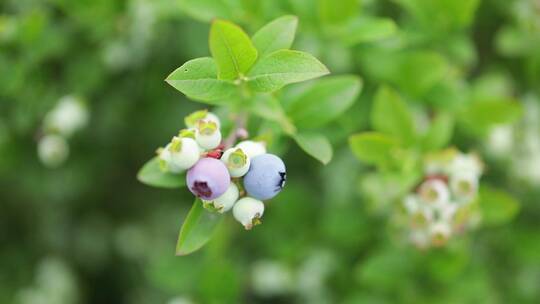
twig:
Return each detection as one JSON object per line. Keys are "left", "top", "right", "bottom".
{"left": 223, "top": 112, "right": 248, "bottom": 149}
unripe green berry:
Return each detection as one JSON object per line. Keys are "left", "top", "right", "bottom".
{"left": 221, "top": 148, "right": 250, "bottom": 177}
{"left": 203, "top": 183, "right": 239, "bottom": 213}
{"left": 195, "top": 120, "right": 221, "bottom": 150}
{"left": 233, "top": 197, "right": 264, "bottom": 230}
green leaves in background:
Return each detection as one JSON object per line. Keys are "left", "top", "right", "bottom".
{"left": 318, "top": 0, "right": 359, "bottom": 25}
{"left": 137, "top": 157, "right": 185, "bottom": 189}
{"left": 371, "top": 85, "right": 416, "bottom": 145}
{"left": 349, "top": 132, "right": 399, "bottom": 167}
{"left": 360, "top": 50, "right": 449, "bottom": 98}
{"left": 249, "top": 95, "right": 296, "bottom": 135}
{"left": 395, "top": 0, "right": 480, "bottom": 31}
{"left": 247, "top": 50, "right": 329, "bottom": 92}
{"left": 421, "top": 112, "right": 454, "bottom": 151}
{"left": 460, "top": 99, "right": 522, "bottom": 135}
{"left": 209, "top": 19, "right": 258, "bottom": 80}
{"left": 286, "top": 75, "right": 362, "bottom": 129}
{"left": 251, "top": 75, "right": 362, "bottom": 164}
{"left": 293, "top": 132, "right": 333, "bottom": 165}
{"left": 479, "top": 186, "right": 520, "bottom": 226}
{"left": 165, "top": 57, "right": 236, "bottom": 103}
{"left": 252, "top": 15, "right": 298, "bottom": 57}
{"left": 342, "top": 17, "right": 397, "bottom": 45}
{"left": 177, "top": 0, "right": 240, "bottom": 22}
{"left": 356, "top": 247, "right": 413, "bottom": 289}
{"left": 176, "top": 199, "right": 223, "bottom": 256}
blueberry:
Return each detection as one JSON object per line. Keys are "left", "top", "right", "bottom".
{"left": 449, "top": 171, "right": 478, "bottom": 202}
{"left": 418, "top": 179, "right": 449, "bottom": 205}
{"left": 233, "top": 197, "right": 264, "bottom": 229}
{"left": 195, "top": 120, "right": 221, "bottom": 150}
{"left": 243, "top": 154, "right": 286, "bottom": 201}
{"left": 221, "top": 147, "right": 250, "bottom": 177}
{"left": 235, "top": 140, "right": 266, "bottom": 159}
{"left": 203, "top": 183, "right": 239, "bottom": 213}
{"left": 159, "top": 136, "right": 200, "bottom": 173}
{"left": 187, "top": 158, "right": 230, "bottom": 200}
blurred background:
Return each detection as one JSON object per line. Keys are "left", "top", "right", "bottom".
{"left": 1, "top": 0, "right": 540, "bottom": 303}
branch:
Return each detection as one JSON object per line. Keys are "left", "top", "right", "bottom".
{"left": 223, "top": 112, "right": 248, "bottom": 149}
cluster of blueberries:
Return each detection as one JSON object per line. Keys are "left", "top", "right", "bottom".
{"left": 402, "top": 149, "right": 483, "bottom": 248}
{"left": 157, "top": 110, "right": 286, "bottom": 230}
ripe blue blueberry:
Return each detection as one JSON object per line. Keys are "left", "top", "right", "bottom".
{"left": 243, "top": 154, "right": 286, "bottom": 201}
{"left": 187, "top": 158, "right": 231, "bottom": 200}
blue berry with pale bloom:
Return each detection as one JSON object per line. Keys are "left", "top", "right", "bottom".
{"left": 243, "top": 154, "right": 286, "bottom": 201}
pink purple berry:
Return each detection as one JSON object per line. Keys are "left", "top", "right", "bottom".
{"left": 187, "top": 158, "right": 231, "bottom": 200}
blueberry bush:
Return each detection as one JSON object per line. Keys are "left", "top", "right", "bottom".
{"left": 1, "top": 0, "right": 540, "bottom": 303}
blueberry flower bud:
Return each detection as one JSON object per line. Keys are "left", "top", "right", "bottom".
{"left": 221, "top": 148, "right": 250, "bottom": 177}
{"left": 235, "top": 140, "right": 266, "bottom": 159}
{"left": 418, "top": 179, "right": 449, "bottom": 205}
{"left": 187, "top": 158, "right": 230, "bottom": 200}
{"left": 203, "top": 183, "right": 239, "bottom": 213}
{"left": 449, "top": 171, "right": 478, "bottom": 202}
{"left": 159, "top": 136, "right": 200, "bottom": 173}
{"left": 195, "top": 120, "right": 221, "bottom": 150}
{"left": 185, "top": 109, "right": 221, "bottom": 129}
{"left": 38, "top": 134, "right": 69, "bottom": 168}
{"left": 233, "top": 197, "right": 264, "bottom": 230}
{"left": 243, "top": 154, "right": 286, "bottom": 201}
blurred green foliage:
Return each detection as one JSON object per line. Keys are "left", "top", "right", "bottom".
{"left": 1, "top": 0, "right": 540, "bottom": 303}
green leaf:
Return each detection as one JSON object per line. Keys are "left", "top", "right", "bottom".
{"left": 137, "top": 157, "right": 185, "bottom": 189}
{"left": 293, "top": 132, "right": 333, "bottom": 164}
{"left": 479, "top": 185, "right": 520, "bottom": 226}
{"left": 247, "top": 50, "right": 329, "bottom": 92}
{"left": 318, "top": 0, "right": 359, "bottom": 25}
{"left": 176, "top": 198, "right": 223, "bottom": 256}
{"left": 422, "top": 112, "right": 454, "bottom": 151}
{"left": 286, "top": 75, "right": 362, "bottom": 129}
{"left": 209, "top": 19, "right": 258, "bottom": 80}
{"left": 250, "top": 95, "right": 296, "bottom": 135}
{"left": 165, "top": 57, "right": 237, "bottom": 103}
{"left": 371, "top": 85, "right": 416, "bottom": 145}
{"left": 342, "top": 17, "right": 397, "bottom": 45}
{"left": 349, "top": 132, "right": 399, "bottom": 166}
{"left": 252, "top": 15, "right": 298, "bottom": 58}
{"left": 460, "top": 99, "right": 522, "bottom": 135}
